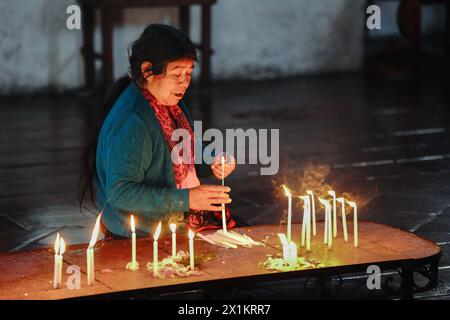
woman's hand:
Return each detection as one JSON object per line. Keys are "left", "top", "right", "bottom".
{"left": 189, "top": 185, "right": 232, "bottom": 211}
{"left": 211, "top": 154, "right": 236, "bottom": 180}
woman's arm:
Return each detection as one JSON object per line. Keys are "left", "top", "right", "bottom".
{"left": 104, "top": 113, "right": 189, "bottom": 216}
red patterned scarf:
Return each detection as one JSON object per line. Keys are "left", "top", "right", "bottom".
{"left": 142, "top": 89, "right": 194, "bottom": 184}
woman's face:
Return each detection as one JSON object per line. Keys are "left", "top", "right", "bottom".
{"left": 145, "top": 58, "right": 194, "bottom": 106}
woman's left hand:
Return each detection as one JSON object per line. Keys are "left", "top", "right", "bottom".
{"left": 211, "top": 154, "right": 236, "bottom": 179}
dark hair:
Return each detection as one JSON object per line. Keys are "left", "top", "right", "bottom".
{"left": 78, "top": 23, "right": 197, "bottom": 211}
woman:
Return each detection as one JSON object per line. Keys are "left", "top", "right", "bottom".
{"left": 79, "top": 24, "right": 236, "bottom": 238}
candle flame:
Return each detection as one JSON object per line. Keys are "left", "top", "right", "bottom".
{"left": 60, "top": 237, "right": 66, "bottom": 255}
{"left": 336, "top": 197, "right": 345, "bottom": 203}
{"left": 54, "top": 232, "right": 60, "bottom": 254}
{"left": 278, "top": 233, "right": 288, "bottom": 246}
{"left": 130, "top": 215, "right": 135, "bottom": 233}
{"left": 188, "top": 229, "right": 195, "bottom": 240}
{"left": 170, "top": 223, "right": 176, "bottom": 233}
{"left": 298, "top": 195, "right": 309, "bottom": 202}
{"left": 89, "top": 213, "right": 102, "bottom": 248}
{"left": 282, "top": 185, "right": 292, "bottom": 197}
{"left": 347, "top": 201, "right": 356, "bottom": 208}
{"left": 306, "top": 190, "right": 313, "bottom": 195}
{"left": 153, "top": 221, "right": 162, "bottom": 241}
{"left": 221, "top": 155, "right": 225, "bottom": 164}
{"left": 318, "top": 197, "right": 331, "bottom": 209}
{"left": 327, "top": 190, "right": 336, "bottom": 197}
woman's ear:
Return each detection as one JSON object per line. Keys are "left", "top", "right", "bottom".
{"left": 140, "top": 61, "right": 153, "bottom": 80}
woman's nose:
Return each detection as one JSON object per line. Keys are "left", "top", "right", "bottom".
{"left": 179, "top": 74, "right": 190, "bottom": 86}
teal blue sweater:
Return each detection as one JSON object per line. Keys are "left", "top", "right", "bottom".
{"left": 95, "top": 83, "right": 212, "bottom": 237}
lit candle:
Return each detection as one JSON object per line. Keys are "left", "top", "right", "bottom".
{"left": 87, "top": 213, "right": 102, "bottom": 285}
{"left": 188, "top": 229, "right": 195, "bottom": 270}
{"left": 221, "top": 155, "right": 228, "bottom": 234}
{"left": 170, "top": 223, "right": 177, "bottom": 258}
{"left": 288, "top": 241, "right": 297, "bottom": 268}
{"left": 328, "top": 191, "right": 337, "bottom": 238}
{"left": 347, "top": 201, "right": 358, "bottom": 247}
{"left": 53, "top": 233, "right": 65, "bottom": 289}
{"left": 306, "top": 190, "right": 316, "bottom": 236}
{"left": 336, "top": 198, "right": 348, "bottom": 242}
{"left": 126, "top": 215, "right": 139, "bottom": 271}
{"left": 153, "top": 221, "right": 162, "bottom": 277}
{"left": 282, "top": 185, "right": 293, "bottom": 243}
{"left": 318, "top": 198, "right": 332, "bottom": 249}
{"left": 278, "top": 233, "right": 289, "bottom": 261}
{"left": 299, "top": 195, "right": 311, "bottom": 251}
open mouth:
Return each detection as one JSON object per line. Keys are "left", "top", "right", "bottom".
{"left": 174, "top": 93, "right": 184, "bottom": 99}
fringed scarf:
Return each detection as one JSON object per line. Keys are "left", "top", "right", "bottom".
{"left": 142, "top": 89, "right": 194, "bottom": 185}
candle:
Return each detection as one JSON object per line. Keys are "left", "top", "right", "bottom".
{"left": 126, "top": 215, "right": 139, "bottom": 271}
{"left": 53, "top": 233, "right": 65, "bottom": 289}
{"left": 306, "top": 190, "right": 316, "bottom": 236}
{"left": 277, "top": 233, "right": 289, "bottom": 261}
{"left": 221, "top": 155, "right": 228, "bottom": 234}
{"left": 188, "top": 229, "right": 195, "bottom": 270}
{"left": 318, "top": 198, "right": 332, "bottom": 250}
{"left": 347, "top": 201, "right": 358, "bottom": 247}
{"left": 153, "top": 221, "right": 162, "bottom": 276}
{"left": 288, "top": 241, "right": 297, "bottom": 268}
{"left": 336, "top": 198, "right": 348, "bottom": 242}
{"left": 282, "top": 185, "right": 293, "bottom": 243}
{"left": 299, "top": 196, "right": 311, "bottom": 251}
{"left": 170, "top": 223, "right": 177, "bottom": 258}
{"left": 87, "top": 213, "right": 102, "bottom": 285}
{"left": 328, "top": 191, "right": 337, "bottom": 238}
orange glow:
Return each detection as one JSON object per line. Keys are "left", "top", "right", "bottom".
{"left": 170, "top": 223, "right": 176, "bottom": 233}
{"left": 188, "top": 229, "right": 195, "bottom": 240}
{"left": 153, "top": 221, "right": 162, "bottom": 241}
{"left": 130, "top": 215, "right": 135, "bottom": 233}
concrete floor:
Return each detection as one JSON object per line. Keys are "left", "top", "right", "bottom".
{"left": 1, "top": 73, "right": 450, "bottom": 299}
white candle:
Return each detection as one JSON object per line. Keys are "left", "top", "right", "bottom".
{"left": 318, "top": 198, "right": 332, "bottom": 249}
{"left": 336, "top": 198, "right": 348, "bottom": 242}
{"left": 126, "top": 215, "right": 139, "bottom": 271}
{"left": 282, "top": 185, "right": 293, "bottom": 243}
{"left": 53, "top": 233, "right": 65, "bottom": 289}
{"left": 328, "top": 191, "right": 337, "bottom": 238}
{"left": 288, "top": 241, "right": 297, "bottom": 268}
{"left": 170, "top": 223, "right": 177, "bottom": 257}
{"left": 131, "top": 216, "right": 136, "bottom": 263}
{"left": 86, "top": 248, "right": 94, "bottom": 286}
{"left": 188, "top": 229, "right": 195, "bottom": 270}
{"left": 278, "top": 233, "right": 289, "bottom": 261}
{"left": 299, "top": 195, "right": 311, "bottom": 251}
{"left": 348, "top": 201, "right": 358, "bottom": 247}
{"left": 305, "top": 198, "right": 311, "bottom": 251}
{"left": 153, "top": 221, "right": 162, "bottom": 276}
{"left": 87, "top": 213, "right": 101, "bottom": 285}
{"left": 221, "top": 155, "right": 228, "bottom": 234}
{"left": 306, "top": 190, "right": 316, "bottom": 236}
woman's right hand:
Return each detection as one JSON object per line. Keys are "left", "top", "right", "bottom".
{"left": 188, "top": 185, "right": 232, "bottom": 211}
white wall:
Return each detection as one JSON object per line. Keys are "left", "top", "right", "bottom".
{"left": 0, "top": 0, "right": 368, "bottom": 94}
